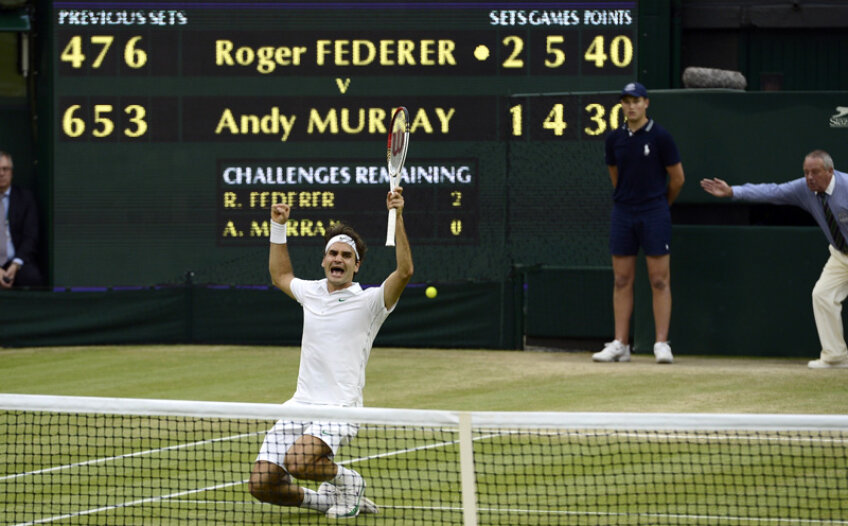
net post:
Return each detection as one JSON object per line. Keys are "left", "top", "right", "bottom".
{"left": 458, "top": 411, "right": 478, "bottom": 526}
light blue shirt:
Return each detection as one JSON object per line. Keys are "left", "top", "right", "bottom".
{"left": 732, "top": 169, "right": 848, "bottom": 250}
{"left": 1, "top": 189, "right": 15, "bottom": 265}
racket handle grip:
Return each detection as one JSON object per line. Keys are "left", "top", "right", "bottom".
{"left": 385, "top": 209, "right": 397, "bottom": 246}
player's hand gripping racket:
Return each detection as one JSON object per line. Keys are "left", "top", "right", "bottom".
{"left": 385, "top": 106, "right": 410, "bottom": 246}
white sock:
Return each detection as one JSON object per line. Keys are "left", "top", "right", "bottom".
{"left": 300, "top": 488, "right": 333, "bottom": 512}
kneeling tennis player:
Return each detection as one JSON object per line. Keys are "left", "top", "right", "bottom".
{"left": 248, "top": 186, "right": 413, "bottom": 519}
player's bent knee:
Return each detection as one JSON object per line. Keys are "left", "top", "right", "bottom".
{"left": 284, "top": 457, "right": 325, "bottom": 480}
{"left": 248, "top": 474, "right": 301, "bottom": 506}
{"left": 249, "top": 461, "right": 294, "bottom": 503}
{"left": 283, "top": 461, "right": 302, "bottom": 479}
{"left": 248, "top": 478, "right": 273, "bottom": 502}
{"left": 283, "top": 454, "right": 312, "bottom": 479}
{"left": 284, "top": 440, "right": 331, "bottom": 480}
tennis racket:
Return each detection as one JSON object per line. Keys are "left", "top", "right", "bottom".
{"left": 385, "top": 106, "right": 410, "bottom": 246}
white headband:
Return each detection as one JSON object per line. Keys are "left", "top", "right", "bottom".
{"left": 325, "top": 234, "right": 360, "bottom": 261}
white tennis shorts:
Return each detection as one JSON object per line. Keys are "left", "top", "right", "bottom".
{"left": 255, "top": 400, "right": 359, "bottom": 468}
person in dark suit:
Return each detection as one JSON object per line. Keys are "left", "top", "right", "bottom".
{"left": 0, "top": 151, "right": 43, "bottom": 288}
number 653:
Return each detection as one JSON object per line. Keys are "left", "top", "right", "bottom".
{"left": 62, "top": 104, "right": 148, "bottom": 138}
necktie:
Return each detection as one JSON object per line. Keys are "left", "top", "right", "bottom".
{"left": 819, "top": 193, "right": 848, "bottom": 252}
{"left": 0, "top": 196, "right": 7, "bottom": 264}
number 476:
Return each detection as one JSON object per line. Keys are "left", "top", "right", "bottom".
{"left": 61, "top": 35, "right": 148, "bottom": 69}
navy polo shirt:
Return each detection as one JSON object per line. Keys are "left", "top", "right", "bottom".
{"left": 605, "top": 119, "right": 680, "bottom": 206}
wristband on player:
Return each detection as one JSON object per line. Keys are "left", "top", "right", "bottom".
{"left": 269, "top": 220, "right": 287, "bottom": 244}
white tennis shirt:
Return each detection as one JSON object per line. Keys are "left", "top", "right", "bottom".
{"left": 289, "top": 277, "right": 395, "bottom": 407}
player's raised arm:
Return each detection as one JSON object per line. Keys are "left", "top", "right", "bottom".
{"left": 383, "top": 186, "right": 413, "bottom": 310}
{"left": 269, "top": 203, "right": 296, "bottom": 299}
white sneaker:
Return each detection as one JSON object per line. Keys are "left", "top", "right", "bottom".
{"left": 318, "top": 482, "right": 378, "bottom": 515}
{"left": 654, "top": 342, "right": 673, "bottom": 364}
{"left": 359, "top": 496, "right": 378, "bottom": 515}
{"left": 325, "top": 471, "right": 366, "bottom": 519}
{"left": 592, "top": 340, "right": 631, "bottom": 362}
{"left": 808, "top": 358, "right": 848, "bottom": 369}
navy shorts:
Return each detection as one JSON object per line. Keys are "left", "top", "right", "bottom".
{"left": 609, "top": 202, "right": 671, "bottom": 256}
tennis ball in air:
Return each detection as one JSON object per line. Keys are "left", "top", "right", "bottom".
{"left": 425, "top": 286, "right": 438, "bottom": 299}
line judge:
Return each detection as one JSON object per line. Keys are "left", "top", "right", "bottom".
{"left": 702, "top": 150, "right": 848, "bottom": 369}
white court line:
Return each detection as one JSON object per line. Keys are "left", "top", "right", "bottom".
{"left": 10, "top": 430, "right": 848, "bottom": 525}
{"left": 13, "top": 480, "right": 242, "bottom": 526}
{"left": 496, "top": 429, "right": 848, "bottom": 445}
{"left": 471, "top": 508, "right": 848, "bottom": 525}
{"left": 0, "top": 431, "right": 264, "bottom": 482}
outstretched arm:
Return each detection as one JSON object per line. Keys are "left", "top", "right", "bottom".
{"left": 700, "top": 177, "right": 734, "bottom": 198}
{"left": 383, "top": 187, "right": 413, "bottom": 310}
{"left": 269, "top": 203, "right": 296, "bottom": 299}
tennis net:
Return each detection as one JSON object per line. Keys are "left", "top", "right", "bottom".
{"left": 1, "top": 394, "right": 847, "bottom": 525}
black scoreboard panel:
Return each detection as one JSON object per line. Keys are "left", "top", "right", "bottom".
{"left": 51, "top": 1, "right": 637, "bottom": 286}
{"left": 506, "top": 91, "right": 625, "bottom": 269}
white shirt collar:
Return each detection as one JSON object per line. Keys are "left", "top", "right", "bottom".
{"left": 823, "top": 175, "right": 836, "bottom": 196}
{"left": 626, "top": 119, "right": 653, "bottom": 136}
{"left": 320, "top": 279, "right": 362, "bottom": 296}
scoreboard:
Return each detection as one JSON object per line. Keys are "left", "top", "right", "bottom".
{"left": 49, "top": 0, "right": 637, "bottom": 286}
